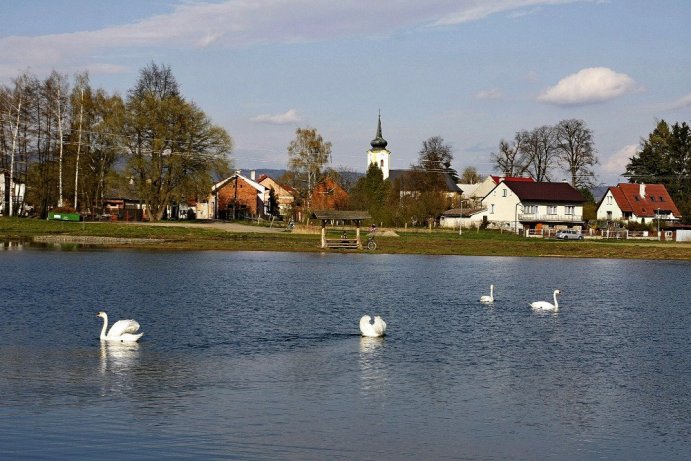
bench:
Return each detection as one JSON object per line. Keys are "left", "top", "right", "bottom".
{"left": 325, "top": 238, "right": 359, "bottom": 249}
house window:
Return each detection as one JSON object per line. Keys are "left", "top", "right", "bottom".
{"left": 634, "top": 196, "right": 640, "bottom": 201}
{"left": 565, "top": 206, "right": 574, "bottom": 215}
{"left": 380, "top": 159, "right": 384, "bottom": 168}
{"left": 606, "top": 196, "right": 612, "bottom": 205}
{"left": 525, "top": 205, "right": 537, "bottom": 214}
{"left": 547, "top": 205, "right": 557, "bottom": 215}
{"left": 607, "top": 211, "right": 612, "bottom": 220}
{"left": 502, "top": 189, "right": 507, "bottom": 197}
{"left": 490, "top": 204, "right": 495, "bottom": 214}
{"left": 650, "top": 196, "right": 655, "bottom": 202}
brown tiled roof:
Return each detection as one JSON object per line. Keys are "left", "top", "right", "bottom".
{"left": 608, "top": 183, "right": 680, "bottom": 218}
{"left": 504, "top": 180, "right": 586, "bottom": 202}
{"left": 490, "top": 175, "right": 534, "bottom": 184}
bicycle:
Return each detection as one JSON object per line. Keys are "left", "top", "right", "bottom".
{"left": 366, "top": 233, "right": 377, "bottom": 251}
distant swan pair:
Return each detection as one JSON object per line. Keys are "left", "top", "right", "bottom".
{"left": 480, "top": 285, "right": 562, "bottom": 311}
{"left": 97, "top": 311, "right": 143, "bottom": 342}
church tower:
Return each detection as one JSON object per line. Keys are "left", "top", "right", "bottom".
{"left": 367, "top": 114, "right": 391, "bottom": 179}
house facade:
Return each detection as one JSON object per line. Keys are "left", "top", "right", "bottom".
{"left": 309, "top": 177, "right": 348, "bottom": 210}
{"left": 466, "top": 180, "right": 586, "bottom": 232}
{"left": 596, "top": 183, "right": 681, "bottom": 224}
{"left": 197, "top": 172, "right": 268, "bottom": 220}
{"left": 257, "top": 174, "right": 296, "bottom": 217}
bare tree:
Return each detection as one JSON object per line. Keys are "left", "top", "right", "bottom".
{"left": 460, "top": 166, "right": 482, "bottom": 184}
{"left": 554, "top": 119, "right": 598, "bottom": 188}
{"left": 522, "top": 125, "right": 558, "bottom": 182}
{"left": 491, "top": 131, "right": 530, "bottom": 177}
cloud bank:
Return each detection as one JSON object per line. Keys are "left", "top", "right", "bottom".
{"left": 538, "top": 67, "right": 640, "bottom": 106}
{"left": 0, "top": 0, "right": 594, "bottom": 79}
{"left": 250, "top": 109, "right": 301, "bottom": 125}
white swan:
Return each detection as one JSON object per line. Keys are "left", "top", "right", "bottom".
{"left": 530, "top": 289, "right": 561, "bottom": 311}
{"left": 360, "top": 315, "right": 387, "bottom": 337}
{"left": 97, "top": 311, "right": 143, "bottom": 342}
{"left": 480, "top": 284, "right": 494, "bottom": 304}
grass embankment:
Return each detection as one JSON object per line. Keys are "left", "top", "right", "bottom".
{"left": 1, "top": 217, "right": 689, "bottom": 260}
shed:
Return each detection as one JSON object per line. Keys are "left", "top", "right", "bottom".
{"left": 311, "top": 210, "right": 371, "bottom": 249}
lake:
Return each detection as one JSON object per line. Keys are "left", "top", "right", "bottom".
{"left": 0, "top": 246, "right": 689, "bottom": 460}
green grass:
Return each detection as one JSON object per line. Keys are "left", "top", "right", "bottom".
{"left": 1, "top": 217, "right": 689, "bottom": 260}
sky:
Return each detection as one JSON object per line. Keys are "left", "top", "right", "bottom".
{"left": 1, "top": 0, "right": 690, "bottom": 186}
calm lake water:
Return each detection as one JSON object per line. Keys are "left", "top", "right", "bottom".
{"left": 0, "top": 246, "right": 689, "bottom": 460}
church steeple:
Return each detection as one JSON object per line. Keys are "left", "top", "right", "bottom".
{"left": 370, "top": 113, "right": 388, "bottom": 150}
{"left": 366, "top": 112, "right": 391, "bottom": 179}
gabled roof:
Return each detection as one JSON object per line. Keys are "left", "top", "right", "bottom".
{"left": 389, "top": 169, "right": 462, "bottom": 193}
{"left": 257, "top": 174, "right": 297, "bottom": 195}
{"left": 503, "top": 180, "right": 586, "bottom": 203}
{"left": 606, "top": 183, "right": 680, "bottom": 218}
{"left": 212, "top": 172, "right": 265, "bottom": 194}
{"left": 490, "top": 175, "right": 534, "bottom": 184}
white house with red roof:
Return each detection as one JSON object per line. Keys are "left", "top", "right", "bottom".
{"left": 465, "top": 179, "right": 586, "bottom": 233}
{"left": 596, "top": 183, "right": 681, "bottom": 224}
{"left": 467, "top": 175, "right": 534, "bottom": 206}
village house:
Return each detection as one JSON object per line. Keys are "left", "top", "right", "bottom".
{"left": 309, "top": 176, "right": 348, "bottom": 210}
{"left": 196, "top": 171, "right": 268, "bottom": 220}
{"left": 466, "top": 175, "right": 534, "bottom": 207}
{"left": 257, "top": 174, "right": 296, "bottom": 218}
{"left": 596, "top": 183, "right": 681, "bottom": 225}
{"left": 452, "top": 179, "right": 586, "bottom": 234}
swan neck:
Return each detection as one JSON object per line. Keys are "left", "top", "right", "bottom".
{"left": 100, "top": 315, "right": 108, "bottom": 339}
{"left": 553, "top": 293, "right": 559, "bottom": 309}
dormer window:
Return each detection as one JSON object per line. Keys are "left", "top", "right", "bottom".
{"left": 650, "top": 196, "right": 655, "bottom": 202}
{"left": 659, "top": 196, "right": 665, "bottom": 202}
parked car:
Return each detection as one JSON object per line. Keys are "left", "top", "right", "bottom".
{"left": 556, "top": 229, "right": 583, "bottom": 240}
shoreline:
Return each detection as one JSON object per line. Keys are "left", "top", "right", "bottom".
{"left": 2, "top": 218, "right": 690, "bottom": 260}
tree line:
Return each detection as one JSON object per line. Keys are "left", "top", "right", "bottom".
{"left": 1, "top": 63, "right": 232, "bottom": 221}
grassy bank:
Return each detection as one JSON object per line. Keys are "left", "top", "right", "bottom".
{"left": 1, "top": 217, "right": 689, "bottom": 260}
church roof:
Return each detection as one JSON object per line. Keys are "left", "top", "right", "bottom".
{"left": 370, "top": 114, "right": 388, "bottom": 150}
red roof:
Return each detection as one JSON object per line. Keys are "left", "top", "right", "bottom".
{"left": 608, "top": 183, "right": 680, "bottom": 218}
{"left": 490, "top": 175, "right": 534, "bottom": 184}
{"left": 503, "top": 180, "right": 586, "bottom": 202}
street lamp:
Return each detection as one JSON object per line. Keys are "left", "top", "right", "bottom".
{"left": 515, "top": 202, "right": 522, "bottom": 235}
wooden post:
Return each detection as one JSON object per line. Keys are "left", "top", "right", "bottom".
{"left": 321, "top": 219, "right": 327, "bottom": 248}
{"left": 355, "top": 220, "right": 362, "bottom": 249}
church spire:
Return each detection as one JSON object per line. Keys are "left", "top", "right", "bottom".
{"left": 370, "top": 113, "right": 388, "bottom": 150}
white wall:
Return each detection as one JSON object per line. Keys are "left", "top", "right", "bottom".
{"left": 596, "top": 190, "right": 624, "bottom": 221}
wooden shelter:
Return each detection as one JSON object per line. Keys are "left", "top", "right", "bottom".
{"left": 311, "top": 210, "right": 371, "bottom": 249}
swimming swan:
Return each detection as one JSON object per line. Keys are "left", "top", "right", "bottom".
{"left": 360, "top": 315, "right": 387, "bottom": 337}
{"left": 480, "top": 284, "right": 494, "bottom": 304}
{"left": 530, "top": 289, "right": 561, "bottom": 311}
{"left": 97, "top": 311, "right": 143, "bottom": 342}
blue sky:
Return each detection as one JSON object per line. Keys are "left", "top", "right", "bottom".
{"left": 2, "top": 0, "right": 690, "bottom": 185}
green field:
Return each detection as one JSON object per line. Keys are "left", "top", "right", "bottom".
{"left": 1, "top": 217, "right": 689, "bottom": 260}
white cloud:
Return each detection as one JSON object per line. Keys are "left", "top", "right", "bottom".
{"left": 538, "top": 67, "right": 640, "bottom": 106}
{"left": 433, "top": 0, "right": 589, "bottom": 25}
{"left": 0, "top": 0, "right": 598, "bottom": 79}
{"left": 250, "top": 109, "right": 301, "bottom": 125}
{"left": 602, "top": 144, "right": 637, "bottom": 175}
{"left": 668, "top": 93, "right": 691, "bottom": 111}
{"left": 475, "top": 88, "right": 502, "bottom": 99}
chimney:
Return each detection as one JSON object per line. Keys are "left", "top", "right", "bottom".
{"left": 250, "top": 170, "right": 256, "bottom": 181}
{"left": 639, "top": 183, "right": 646, "bottom": 198}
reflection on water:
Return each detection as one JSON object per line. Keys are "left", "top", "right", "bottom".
{"left": 358, "top": 336, "right": 388, "bottom": 395}
{"left": 99, "top": 341, "right": 140, "bottom": 374}
{"left": 0, "top": 251, "right": 688, "bottom": 460}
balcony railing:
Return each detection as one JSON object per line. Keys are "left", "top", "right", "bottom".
{"left": 518, "top": 213, "right": 582, "bottom": 222}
